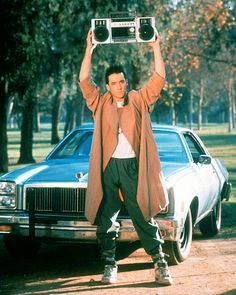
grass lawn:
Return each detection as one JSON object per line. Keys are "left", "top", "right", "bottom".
{"left": 7, "top": 124, "right": 64, "bottom": 168}
{"left": 5, "top": 123, "right": 236, "bottom": 201}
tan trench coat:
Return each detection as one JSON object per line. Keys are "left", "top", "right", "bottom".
{"left": 79, "top": 72, "right": 169, "bottom": 224}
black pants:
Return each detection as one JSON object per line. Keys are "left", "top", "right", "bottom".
{"left": 96, "top": 157, "right": 164, "bottom": 265}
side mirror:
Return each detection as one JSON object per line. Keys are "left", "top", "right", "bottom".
{"left": 198, "top": 155, "right": 211, "bottom": 165}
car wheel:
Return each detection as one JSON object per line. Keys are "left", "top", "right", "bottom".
{"left": 199, "top": 198, "right": 222, "bottom": 237}
{"left": 163, "top": 209, "right": 192, "bottom": 265}
{"left": 4, "top": 235, "right": 42, "bottom": 259}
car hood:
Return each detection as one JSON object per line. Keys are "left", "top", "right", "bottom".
{"left": 0, "top": 158, "right": 188, "bottom": 185}
{"left": 0, "top": 158, "right": 90, "bottom": 184}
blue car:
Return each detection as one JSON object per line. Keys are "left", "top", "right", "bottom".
{"left": 0, "top": 124, "right": 231, "bottom": 264}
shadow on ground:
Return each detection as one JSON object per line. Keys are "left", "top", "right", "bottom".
{"left": 0, "top": 202, "right": 235, "bottom": 294}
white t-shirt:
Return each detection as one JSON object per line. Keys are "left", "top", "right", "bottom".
{"left": 112, "top": 101, "right": 136, "bottom": 159}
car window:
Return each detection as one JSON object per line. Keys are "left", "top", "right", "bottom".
{"left": 49, "top": 131, "right": 93, "bottom": 159}
{"left": 153, "top": 130, "right": 189, "bottom": 163}
{"left": 183, "top": 133, "right": 205, "bottom": 162}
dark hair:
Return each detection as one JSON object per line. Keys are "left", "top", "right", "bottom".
{"left": 105, "top": 65, "right": 126, "bottom": 84}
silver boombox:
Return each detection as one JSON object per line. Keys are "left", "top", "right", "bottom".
{"left": 91, "top": 12, "right": 156, "bottom": 44}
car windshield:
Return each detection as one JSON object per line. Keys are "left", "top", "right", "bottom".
{"left": 49, "top": 130, "right": 93, "bottom": 159}
{"left": 49, "top": 129, "right": 189, "bottom": 163}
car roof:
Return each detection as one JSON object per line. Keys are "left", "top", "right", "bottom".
{"left": 76, "top": 123, "right": 191, "bottom": 134}
{"left": 151, "top": 124, "right": 191, "bottom": 133}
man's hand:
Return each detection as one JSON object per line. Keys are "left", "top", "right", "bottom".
{"left": 148, "top": 29, "right": 161, "bottom": 49}
{"left": 86, "top": 28, "right": 97, "bottom": 54}
{"left": 86, "top": 28, "right": 93, "bottom": 49}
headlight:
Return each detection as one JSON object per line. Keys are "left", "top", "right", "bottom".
{"left": 0, "top": 181, "right": 16, "bottom": 208}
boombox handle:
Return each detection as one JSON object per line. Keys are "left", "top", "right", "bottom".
{"left": 109, "top": 11, "right": 136, "bottom": 20}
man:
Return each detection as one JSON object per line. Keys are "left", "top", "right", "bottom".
{"left": 79, "top": 28, "right": 173, "bottom": 286}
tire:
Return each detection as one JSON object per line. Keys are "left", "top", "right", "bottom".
{"left": 163, "top": 209, "right": 192, "bottom": 265}
{"left": 4, "top": 235, "right": 42, "bottom": 260}
{"left": 199, "top": 198, "right": 222, "bottom": 237}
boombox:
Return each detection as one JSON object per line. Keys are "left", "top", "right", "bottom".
{"left": 91, "top": 12, "right": 156, "bottom": 44}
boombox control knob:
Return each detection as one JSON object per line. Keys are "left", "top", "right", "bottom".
{"left": 139, "top": 24, "right": 154, "bottom": 41}
{"left": 94, "top": 26, "right": 109, "bottom": 43}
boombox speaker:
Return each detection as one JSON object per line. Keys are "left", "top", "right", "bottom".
{"left": 91, "top": 13, "right": 156, "bottom": 44}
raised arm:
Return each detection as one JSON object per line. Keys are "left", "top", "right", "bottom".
{"left": 149, "top": 33, "right": 166, "bottom": 78}
{"left": 138, "top": 33, "right": 166, "bottom": 107}
{"left": 78, "top": 29, "right": 101, "bottom": 114}
{"left": 79, "top": 29, "right": 94, "bottom": 82}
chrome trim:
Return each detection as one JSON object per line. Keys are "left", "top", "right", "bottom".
{"left": 22, "top": 183, "right": 130, "bottom": 217}
{"left": 23, "top": 182, "right": 87, "bottom": 211}
{"left": 25, "top": 187, "right": 86, "bottom": 213}
{"left": 0, "top": 213, "right": 183, "bottom": 242}
{"left": 23, "top": 182, "right": 87, "bottom": 214}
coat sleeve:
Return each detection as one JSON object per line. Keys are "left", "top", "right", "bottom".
{"left": 79, "top": 77, "right": 100, "bottom": 115}
{"left": 138, "top": 72, "right": 165, "bottom": 111}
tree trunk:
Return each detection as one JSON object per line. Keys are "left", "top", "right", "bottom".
{"left": 18, "top": 99, "right": 35, "bottom": 164}
{"left": 131, "top": 61, "right": 141, "bottom": 89}
{"left": 230, "top": 77, "right": 235, "bottom": 129}
{"left": 228, "top": 78, "right": 233, "bottom": 132}
{"left": 75, "top": 94, "right": 85, "bottom": 126}
{"left": 198, "top": 78, "right": 203, "bottom": 130}
{"left": 0, "top": 79, "right": 9, "bottom": 173}
{"left": 51, "top": 89, "right": 63, "bottom": 144}
{"left": 33, "top": 102, "right": 40, "bottom": 132}
{"left": 64, "top": 96, "right": 74, "bottom": 137}
{"left": 170, "top": 99, "right": 176, "bottom": 125}
{"left": 189, "top": 88, "right": 193, "bottom": 129}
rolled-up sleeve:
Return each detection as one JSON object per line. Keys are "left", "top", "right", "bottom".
{"left": 139, "top": 72, "right": 165, "bottom": 110}
{"left": 79, "top": 77, "right": 100, "bottom": 114}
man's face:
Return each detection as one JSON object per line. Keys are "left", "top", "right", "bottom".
{"left": 106, "top": 72, "right": 127, "bottom": 100}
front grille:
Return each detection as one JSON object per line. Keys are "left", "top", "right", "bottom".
{"left": 25, "top": 187, "right": 129, "bottom": 216}
{"left": 26, "top": 187, "right": 86, "bottom": 214}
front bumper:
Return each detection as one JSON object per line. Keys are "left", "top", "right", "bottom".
{"left": 0, "top": 213, "right": 184, "bottom": 242}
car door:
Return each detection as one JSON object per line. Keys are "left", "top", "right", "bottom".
{"left": 183, "top": 132, "right": 219, "bottom": 216}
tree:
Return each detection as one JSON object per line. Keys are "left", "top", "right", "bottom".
{"left": 12, "top": 0, "right": 45, "bottom": 164}
{"left": 163, "top": 0, "right": 235, "bottom": 128}
{"left": 0, "top": 79, "right": 9, "bottom": 174}
{"left": 0, "top": 0, "right": 19, "bottom": 172}
{"left": 1, "top": 0, "right": 235, "bottom": 173}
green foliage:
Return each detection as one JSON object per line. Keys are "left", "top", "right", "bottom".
{"left": 1, "top": 0, "right": 235, "bottom": 123}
